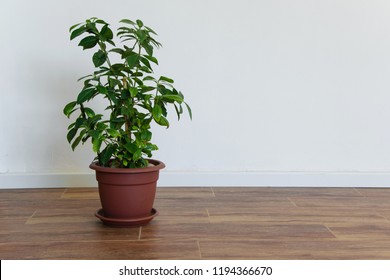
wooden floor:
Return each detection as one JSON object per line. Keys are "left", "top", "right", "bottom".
{"left": 1, "top": 187, "right": 390, "bottom": 259}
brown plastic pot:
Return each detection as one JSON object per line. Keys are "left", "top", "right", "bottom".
{"left": 90, "top": 159, "right": 165, "bottom": 226}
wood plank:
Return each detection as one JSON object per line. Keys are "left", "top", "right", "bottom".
{"left": 207, "top": 206, "right": 388, "bottom": 225}
{"left": 43, "top": 240, "right": 201, "bottom": 260}
{"left": 156, "top": 187, "right": 215, "bottom": 198}
{"left": 140, "top": 221, "right": 335, "bottom": 241}
{"left": 61, "top": 188, "right": 99, "bottom": 199}
{"left": 356, "top": 188, "right": 390, "bottom": 197}
{"left": 1, "top": 187, "right": 390, "bottom": 259}
{"left": 213, "top": 187, "right": 362, "bottom": 198}
{"left": 199, "top": 239, "right": 390, "bottom": 259}
{"left": 0, "top": 188, "right": 65, "bottom": 200}
{"left": 0, "top": 220, "right": 141, "bottom": 243}
{"left": 0, "top": 242, "right": 48, "bottom": 259}
{"left": 290, "top": 196, "right": 390, "bottom": 209}
{"left": 327, "top": 222, "right": 390, "bottom": 240}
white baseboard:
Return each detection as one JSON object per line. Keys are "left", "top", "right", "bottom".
{"left": 161, "top": 172, "right": 390, "bottom": 187}
{"left": 1, "top": 171, "right": 390, "bottom": 189}
{"left": 0, "top": 173, "right": 96, "bottom": 189}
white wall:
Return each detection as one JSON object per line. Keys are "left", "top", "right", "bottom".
{"left": 2, "top": 0, "right": 390, "bottom": 188}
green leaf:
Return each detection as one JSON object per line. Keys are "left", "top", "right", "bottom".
{"left": 63, "top": 101, "right": 77, "bottom": 117}
{"left": 157, "top": 84, "right": 168, "bottom": 95}
{"left": 77, "top": 74, "right": 93, "bottom": 82}
{"left": 142, "top": 42, "right": 153, "bottom": 56}
{"left": 86, "top": 115, "right": 103, "bottom": 130}
{"left": 106, "top": 89, "right": 118, "bottom": 105}
{"left": 92, "top": 50, "right": 107, "bottom": 67}
{"left": 152, "top": 104, "right": 162, "bottom": 121}
{"left": 74, "top": 117, "right": 86, "bottom": 129}
{"left": 100, "top": 144, "right": 116, "bottom": 165}
{"left": 89, "top": 130, "right": 101, "bottom": 140}
{"left": 159, "top": 76, "right": 174, "bottom": 83}
{"left": 67, "top": 128, "right": 78, "bottom": 143}
{"left": 96, "top": 85, "right": 108, "bottom": 94}
{"left": 69, "top": 22, "right": 83, "bottom": 32}
{"left": 106, "top": 39, "right": 115, "bottom": 46}
{"left": 185, "top": 102, "right": 192, "bottom": 120}
{"left": 140, "top": 86, "right": 155, "bottom": 94}
{"left": 70, "top": 25, "right": 87, "bottom": 40}
{"left": 78, "top": 36, "right": 98, "bottom": 50}
{"left": 150, "top": 38, "right": 162, "bottom": 48}
{"left": 133, "top": 149, "right": 142, "bottom": 161}
{"left": 117, "top": 28, "right": 135, "bottom": 37}
{"left": 77, "top": 87, "right": 95, "bottom": 104}
{"left": 134, "top": 77, "right": 144, "bottom": 86}
{"left": 109, "top": 77, "right": 123, "bottom": 88}
{"left": 126, "top": 53, "right": 139, "bottom": 68}
{"left": 120, "top": 19, "right": 135, "bottom": 25}
{"left": 85, "top": 22, "right": 98, "bottom": 35}
{"left": 67, "top": 122, "right": 75, "bottom": 130}
{"left": 174, "top": 104, "right": 182, "bottom": 120}
{"left": 109, "top": 48, "right": 124, "bottom": 55}
{"left": 156, "top": 115, "right": 169, "bottom": 127}
{"left": 71, "top": 129, "right": 86, "bottom": 151}
{"left": 107, "top": 128, "right": 120, "bottom": 138}
{"left": 143, "top": 76, "right": 156, "bottom": 82}
{"left": 96, "top": 122, "right": 108, "bottom": 131}
{"left": 161, "top": 94, "right": 183, "bottom": 103}
{"left": 144, "top": 55, "right": 158, "bottom": 65}
{"left": 149, "top": 143, "right": 158, "bottom": 150}
{"left": 111, "top": 117, "right": 126, "bottom": 126}
{"left": 144, "top": 143, "right": 158, "bottom": 153}
{"left": 161, "top": 103, "right": 167, "bottom": 117}
{"left": 139, "top": 56, "right": 152, "bottom": 70}
{"left": 100, "top": 25, "right": 113, "bottom": 41}
{"left": 111, "top": 63, "right": 126, "bottom": 74}
{"left": 136, "top": 19, "right": 144, "bottom": 27}
{"left": 129, "top": 87, "right": 138, "bottom": 98}
{"left": 140, "top": 130, "right": 152, "bottom": 141}
{"left": 138, "top": 66, "right": 150, "bottom": 74}
{"left": 92, "top": 140, "right": 103, "bottom": 154}
{"left": 124, "top": 142, "right": 138, "bottom": 153}
{"left": 95, "top": 19, "right": 108, "bottom": 25}
{"left": 120, "top": 89, "right": 130, "bottom": 99}
{"left": 145, "top": 26, "right": 158, "bottom": 35}
{"left": 84, "top": 107, "right": 95, "bottom": 118}
{"left": 92, "top": 137, "right": 103, "bottom": 153}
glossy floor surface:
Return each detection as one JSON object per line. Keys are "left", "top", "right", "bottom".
{"left": 1, "top": 187, "right": 390, "bottom": 259}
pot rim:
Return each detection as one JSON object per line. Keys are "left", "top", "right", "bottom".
{"left": 89, "top": 159, "right": 165, "bottom": 174}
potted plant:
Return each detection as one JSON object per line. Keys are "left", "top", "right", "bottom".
{"left": 63, "top": 17, "right": 191, "bottom": 226}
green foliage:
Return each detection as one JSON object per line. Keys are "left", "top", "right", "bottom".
{"left": 64, "top": 18, "right": 191, "bottom": 168}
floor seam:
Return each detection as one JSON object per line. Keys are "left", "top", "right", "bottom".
{"left": 196, "top": 240, "right": 203, "bottom": 259}
{"left": 25, "top": 209, "right": 38, "bottom": 224}
{"left": 288, "top": 197, "right": 298, "bottom": 207}
{"left": 324, "top": 224, "right": 338, "bottom": 239}
{"left": 138, "top": 226, "right": 142, "bottom": 240}
{"left": 206, "top": 208, "right": 211, "bottom": 223}
{"left": 353, "top": 188, "right": 364, "bottom": 196}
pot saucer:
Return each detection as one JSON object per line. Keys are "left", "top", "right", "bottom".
{"left": 95, "top": 208, "right": 158, "bottom": 227}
